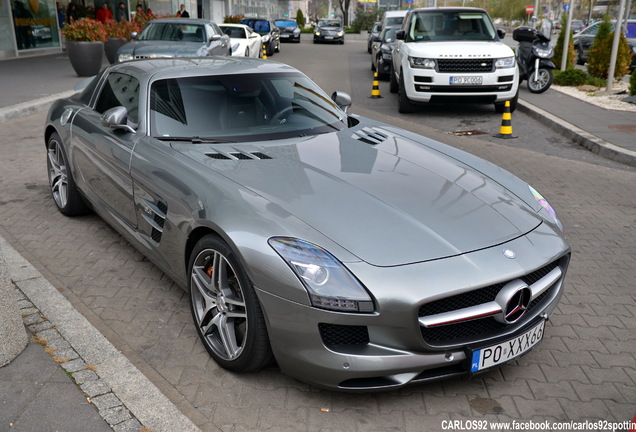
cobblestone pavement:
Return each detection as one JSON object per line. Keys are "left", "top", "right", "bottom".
{"left": 1, "top": 104, "right": 633, "bottom": 431}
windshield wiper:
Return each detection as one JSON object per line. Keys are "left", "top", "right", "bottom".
{"left": 155, "top": 136, "right": 237, "bottom": 143}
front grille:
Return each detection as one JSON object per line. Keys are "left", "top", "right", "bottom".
{"left": 418, "top": 260, "right": 562, "bottom": 346}
{"left": 319, "top": 323, "right": 369, "bottom": 346}
{"left": 437, "top": 58, "right": 494, "bottom": 73}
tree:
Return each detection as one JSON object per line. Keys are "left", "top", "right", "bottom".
{"left": 296, "top": 8, "right": 305, "bottom": 27}
{"left": 336, "top": 0, "right": 351, "bottom": 26}
{"left": 553, "top": 14, "right": 576, "bottom": 69}
{"left": 587, "top": 16, "right": 634, "bottom": 79}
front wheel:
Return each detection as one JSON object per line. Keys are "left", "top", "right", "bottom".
{"left": 389, "top": 70, "right": 399, "bottom": 93}
{"left": 189, "top": 235, "right": 273, "bottom": 372}
{"left": 46, "top": 132, "right": 90, "bottom": 216}
{"left": 527, "top": 68, "right": 554, "bottom": 94}
{"left": 398, "top": 73, "right": 416, "bottom": 113}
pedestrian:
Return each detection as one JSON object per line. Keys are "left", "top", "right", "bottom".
{"left": 56, "top": 1, "right": 65, "bottom": 27}
{"left": 95, "top": 2, "right": 113, "bottom": 23}
{"left": 66, "top": 2, "right": 77, "bottom": 23}
{"left": 176, "top": 4, "right": 189, "bottom": 17}
{"left": 115, "top": 1, "right": 127, "bottom": 21}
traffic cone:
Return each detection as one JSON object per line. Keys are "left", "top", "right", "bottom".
{"left": 369, "top": 72, "right": 383, "bottom": 99}
{"left": 262, "top": 44, "right": 267, "bottom": 60}
{"left": 494, "top": 101, "right": 517, "bottom": 139}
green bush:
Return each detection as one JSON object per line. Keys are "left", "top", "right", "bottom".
{"left": 554, "top": 69, "right": 587, "bottom": 86}
{"left": 587, "top": 16, "right": 634, "bottom": 79}
{"left": 553, "top": 15, "right": 576, "bottom": 69}
{"left": 630, "top": 68, "right": 636, "bottom": 96}
{"left": 296, "top": 9, "right": 305, "bottom": 27}
{"left": 349, "top": 6, "right": 381, "bottom": 33}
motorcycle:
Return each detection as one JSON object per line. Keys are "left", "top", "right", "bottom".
{"left": 513, "top": 20, "right": 555, "bottom": 94}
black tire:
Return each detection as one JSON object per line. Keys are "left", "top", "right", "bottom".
{"left": 398, "top": 73, "right": 416, "bottom": 113}
{"left": 189, "top": 235, "right": 273, "bottom": 372}
{"left": 576, "top": 47, "right": 585, "bottom": 65}
{"left": 46, "top": 132, "right": 90, "bottom": 216}
{"left": 244, "top": 47, "right": 249, "bottom": 57}
{"left": 527, "top": 68, "right": 554, "bottom": 94}
{"left": 267, "top": 43, "right": 274, "bottom": 56}
{"left": 389, "top": 69, "right": 399, "bottom": 93}
{"left": 371, "top": 60, "right": 376, "bottom": 72}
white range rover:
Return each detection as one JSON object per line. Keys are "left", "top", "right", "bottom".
{"left": 390, "top": 7, "right": 519, "bottom": 113}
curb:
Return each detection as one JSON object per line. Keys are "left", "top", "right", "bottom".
{"left": 517, "top": 99, "right": 636, "bottom": 168}
{"left": 0, "top": 91, "right": 77, "bottom": 124}
{"left": 0, "top": 235, "right": 202, "bottom": 432}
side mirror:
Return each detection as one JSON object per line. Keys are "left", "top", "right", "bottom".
{"left": 396, "top": 30, "right": 405, "bottom": 40}
{"left": 100, "top": 106, "right": 135, "bottom": 133}
{"left": 130, "top": 31, "right": 138, "bottom": 39}
{"left": 210, "top": 34, "right": 221, "bottom": 42}
{"left": 497, "top": 28, "right": 506, "bottom": 39}
{"left": 331, "top": 91, "right": 352, "bottom": 113}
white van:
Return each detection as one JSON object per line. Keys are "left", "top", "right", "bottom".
{"left": 380, "top": 10, "right": 407, "bottom": 31}
{"left": 390, "top": 7, "right": 519, "bottom": 113}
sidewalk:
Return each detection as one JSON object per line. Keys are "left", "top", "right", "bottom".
{"left": 0, "top": 52, "right": 634, "bottom": 432}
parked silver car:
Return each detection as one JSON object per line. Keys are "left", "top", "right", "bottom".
{"left": 117, "top": 18, "right": 230, "bottom": 62}
{"left": 44, "top": 57, "right": 570, "bottom": 391}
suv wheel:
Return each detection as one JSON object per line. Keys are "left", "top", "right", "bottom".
{"left": 389, "top": 70, "right": 399, "bottom": 93}
{"left": 398, "top": 73, "right": 415, "bottom": 113}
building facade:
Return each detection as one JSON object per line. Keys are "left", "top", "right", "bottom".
{"left": 0, "top": 0, "right": 295, "bottom": 59}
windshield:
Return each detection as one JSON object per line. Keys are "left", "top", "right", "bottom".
{"left": 138, "top": 22, "right": 206, "bottom": 42}
{"left": 241, "top": 19, "right": 270, "bottom": 34}
{"left": 219, "top": 25, "right": 246, "bottom": 38}
{"left": 150, "top": 73, "right": 347, "bottom": 141}
{"left": 406, "top": 11, "right": 497, "bottom": 42}
{"left": 275, "top": 20, "right": 296, "bottom": 27}
{"left": 319, "top": 20, "right": 341, "bottom": 28}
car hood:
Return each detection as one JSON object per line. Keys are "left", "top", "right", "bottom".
{"left": 173, "top": 127, "right": 541, "bottom": 266}
{"left": 407, "top": 40, "right": 514, "bottom": 58}
{"left": 118, "top": 40, "right": 204, "bottom": 57}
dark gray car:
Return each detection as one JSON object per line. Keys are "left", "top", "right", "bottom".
{"left": 117, "top": 18, "right": 230, "bottom": 62}
{"left": 44, "top": 57, "right": 570, "bottom": 391}
{"left": 574, "top": 20, "right": 636, "bottom": 69}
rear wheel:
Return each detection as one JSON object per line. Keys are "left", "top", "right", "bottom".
{"left": 575, "top": 47, "right": 585, "bottom": 65}
{"left": 189, "top": 235, "right": 273, "bottom": 372}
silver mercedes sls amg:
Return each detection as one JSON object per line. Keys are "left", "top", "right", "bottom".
{"left": 44, "top": 57, "right": 571, "bottom": 391}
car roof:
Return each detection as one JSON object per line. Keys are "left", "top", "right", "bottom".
{"left": 409, "top": 7, "right": 488, "bottom": 13}
{"left": 145, "top": 18, "right": 214, "bottom": 25}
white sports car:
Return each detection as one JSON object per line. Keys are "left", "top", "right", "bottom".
{"left": 219, "top": 23, "right": 263, "bottom": 58}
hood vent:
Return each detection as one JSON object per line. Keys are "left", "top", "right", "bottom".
{"left": 206, "top": 151, "right": 272, "bottom": 160}
{"left": 353, "top": 128, "right": 389, "bottom": 146}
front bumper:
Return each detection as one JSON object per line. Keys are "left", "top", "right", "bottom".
{"left": 255, "top": 223, "right": 570, "bottom": 391}
{"left": 403, "top": 65, "right": 519, "bottom": 103}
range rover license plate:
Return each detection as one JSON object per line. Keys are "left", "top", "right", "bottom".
{"left": 450, "top": 76, "right": 483, "bottom": 85}
{"left": 470, "top": 320, "right": 545, "bottom": 372}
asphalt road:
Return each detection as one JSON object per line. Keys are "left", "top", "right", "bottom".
{"left": 0, "top": 40, "right": 634, "bottom": 431}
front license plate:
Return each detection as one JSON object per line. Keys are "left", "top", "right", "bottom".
{"left": 281, "top": 34, "right": 289, "bottom": 38}
{"left": 325, "top": 36, "right": 333, "bottom": 39}
{"left": 450, "top": 76, "right": 483, "bottom": 85}
{"left": 470, "top": 320, "right": 545, "bottom": 372}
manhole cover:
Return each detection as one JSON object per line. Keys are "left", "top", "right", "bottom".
{"left": 447, "top": 130, "right": 488, "bottom": 136}
{"left": 608, "top": 124, "right": 636, "bottom": 133}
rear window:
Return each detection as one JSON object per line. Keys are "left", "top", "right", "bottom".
{"left": 275, "top": 20, "right": 296, "bottom": 27}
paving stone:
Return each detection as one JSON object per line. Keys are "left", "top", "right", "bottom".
{"left": 91, "top": 393, "right": 123, "bottom": 411}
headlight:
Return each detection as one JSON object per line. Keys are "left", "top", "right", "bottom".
{"left": 118, "top": 53, "right": 133, "bottom": 62}
{"left": 269, "top": 237, "right": 374, "bottom": 313}
{"left": 409, "top": 56, "right": 436, "bottom": 69}
{"left": 495, "top": 56, "right": 516, "bottom": 69}
{"left": 262, "top": 35, "right": 270, "bottom": 42}
{"left": 533, "top": 46, "right": 554, "bottom": 58}
{"left": 293, "top": 29, "right": 300, "bottom": 35}
{"left": 337, "top": 31, "right": 344, "bottom": 37}
{"left": 231, "top": 43, "right": 240, "bottom": 53}
{"left": 529, "top": 186, "right": 564, "bottom": 231}
{"left": 315, "top": 31, "right": 321, "bottom": 36}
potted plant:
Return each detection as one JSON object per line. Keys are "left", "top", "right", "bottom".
{"left": 61, "top": 18, "right": 107, "bottom": 76}
{"left": 104, "top": 19, "right": 137, "bottom": 64}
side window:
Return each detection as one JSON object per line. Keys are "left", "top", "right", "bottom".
{"left": 94, "top": 72, "right": 140, "bottom": 125}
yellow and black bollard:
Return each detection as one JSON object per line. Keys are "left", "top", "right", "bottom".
{"left": 369, "top": 72, "right": 383, "bottom": 99}
{"left": 262, "top": 44, "right": 267, "bottom": 60}
{"left": 494, "top": 101, "right": 517, "bottom": 139}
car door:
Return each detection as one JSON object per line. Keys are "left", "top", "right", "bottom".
{"left": 70, "top": 71, "right": 141, "bottom": 228}
{"left": 205, "top": 23, "right": 230, "bottom": 55}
